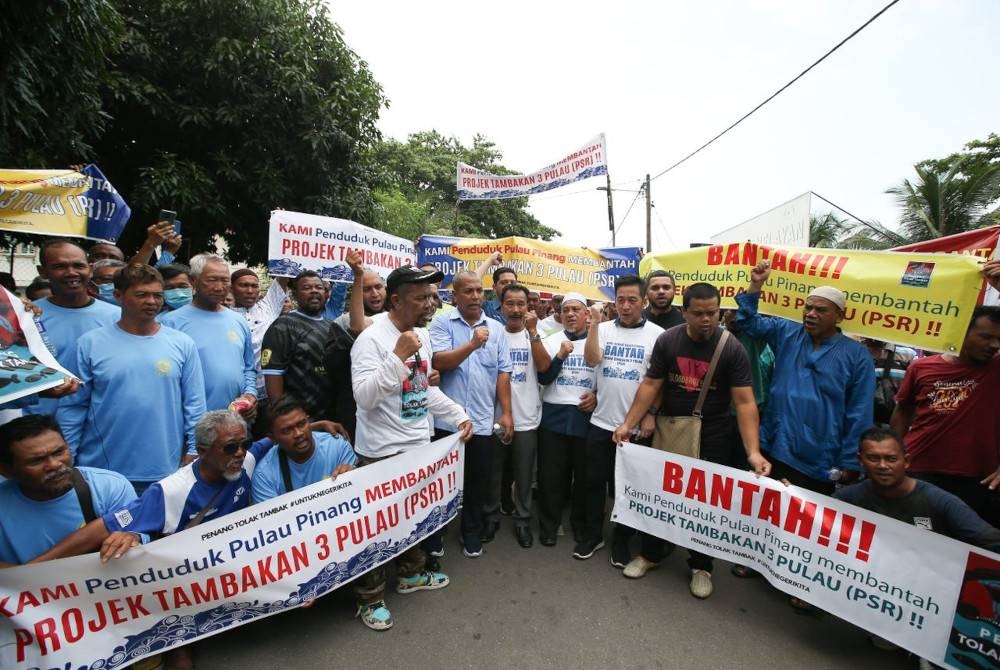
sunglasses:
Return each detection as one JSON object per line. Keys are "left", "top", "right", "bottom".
{"left": 221, "top": 438, "right": 252, "bottom": 455}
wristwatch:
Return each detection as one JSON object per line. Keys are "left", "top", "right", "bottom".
{"left": 528, "top": 333, "right": 541, "bottom": 342}
{"left": 646, "top": 406, "right": 658, "bottom": 416}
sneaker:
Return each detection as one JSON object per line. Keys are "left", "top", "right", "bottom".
{"left": 427, "top": 546, "right": 445, "bottom": 558}
{"left": 397, "top": 570, "right": 450, "bottom": 594}
{"left": 610, "top": 541, "right": 631, "bottom": 569}
{"left": 572, "top": 538, "right": 605, "bottom": 560}
{"left": 689, "top": 569, "right": 713, "bottom": 599}
{"left": 425, "top": 555, "right": 441, "bottom": 573}
{"left": 623, "top": 556, "right": 659, "bottom": 579}
{"left": 462, "top": 545, "right": 484, "bottom": 558}
{"left": 356, "top": 601, "right": 394, "bottom": 630}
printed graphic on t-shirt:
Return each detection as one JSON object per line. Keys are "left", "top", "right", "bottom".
{"left": 510, "top": 347, "right": 530, "bottom": 384}
{"left": 401, "top": 358, "right": 430, "bottom": 420}
{"left": 928, "top": 379, "right": 977, "bottom": 412}
{"left": 601, "top": 342, "right": 647, "bottom": 381}
{"left": 557, "top": 355, "right": 594, "bottom": 390}
{"left": 671, "top": 356, "right": 710, "bottom": 392}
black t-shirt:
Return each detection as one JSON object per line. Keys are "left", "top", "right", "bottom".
{"left": 261, "top": 311, "right": 334, "bottom": 419}
{"left": 647, "top": 325, "right": 752, "bottom": 458}
{"left": 644, "top": 307, "right": 684, "bottom": 330}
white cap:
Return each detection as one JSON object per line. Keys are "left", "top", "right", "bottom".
{"left": 562, "top": 292, "right": 588, "bottom": 308}
{"left": 808, "top": 286, "right": 846, "bottom": 312}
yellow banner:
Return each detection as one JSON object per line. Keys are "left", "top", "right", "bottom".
{"left": 640, "top": 242, "right": 985, "bottom": 352}
{"left": 418, "top": 234, "right": 642, "bottom": 301}
{"left": 0, "top": 169, "right": 90, "bottom": 236}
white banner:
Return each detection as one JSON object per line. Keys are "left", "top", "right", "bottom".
{"left": 612, "top": 444, "right": 1000, "bottom": 669}
{"left": 456, "top": 134, "right": 608, "bottom": 200}
{"left": 0, "top": 287, "right": 75, "bottom": 404}
{"left": 0, "top": 435, "right": 463, "bottom": 669}
{"left": 267, "top": 210, "right": 416, "bottom": 282}
{"left": 710, "top": 192, "right": 811, "bottom": 247}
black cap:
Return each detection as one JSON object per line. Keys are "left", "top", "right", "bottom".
{"left": 386, "top": 265, "right": 444, "bottom": 294}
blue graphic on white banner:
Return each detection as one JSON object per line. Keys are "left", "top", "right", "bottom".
{"left": 0, "top": 287, "right": 75, "bottom": 405}
{"left": 0, "top": 435, "right": 464, "bottom": 669}
{"left": 81, "top": 165, "right": 131, "bottom": 243}
{"left": 457, "top": 134, "right": 608, "bottom": 200}
{"left": 268, "top": 210, "right": 416, "bottom": 282}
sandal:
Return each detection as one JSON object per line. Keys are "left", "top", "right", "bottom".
{"left": 789, "top": 596, "right": 818, "bottom": 614}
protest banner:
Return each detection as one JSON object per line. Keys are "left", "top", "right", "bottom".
{"left": 613, "top": 444, "right": 1000, "bottom": 670}
{"left": 640, "top": 243, "right": 984, "bottom": 352}
{"left": 417, "top": 234, "right": 641, "bottom": 301}
{"left": 268, "top": 210, "right": 416, "bottom": 281}
{"left": 0, "top": 165, "right": 131, "bottom": 242}
{"left": 0, "top": 287, "right": 75, "bottom": 404}
{"left": 891, "top": 226, "right": 1000, "bottom": 306}
{"left": 0, "top": 434, "right": 464, "bottom": 669}
{"left": 456, "top": 134, "right": 607, "bottom": 200}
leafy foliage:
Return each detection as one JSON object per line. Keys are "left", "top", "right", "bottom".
{"left": 373, "top": 131, "right": 559, "bottom": 242}
{"left": 809, "top": 212, "right": 896, "bottom": 250}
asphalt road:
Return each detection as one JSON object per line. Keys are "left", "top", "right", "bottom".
{"left": 197, "top": 518, "right": 916, "bottom": 670}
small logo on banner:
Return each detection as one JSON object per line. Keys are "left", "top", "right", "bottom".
{"left": 913, "top": 516, "right": 932, "bottom": 530}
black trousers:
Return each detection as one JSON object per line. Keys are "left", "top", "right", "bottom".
{"left": 537, "top": 428, "right": 586, "bottom": 538}
{"left": 579, "top": 426, "right": 617, "bottom": 543}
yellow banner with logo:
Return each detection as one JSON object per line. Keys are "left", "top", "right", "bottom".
{"left": 640, "top": 242, "right": 986, "bottom": 353}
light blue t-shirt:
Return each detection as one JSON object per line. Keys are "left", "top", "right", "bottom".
{"left": 104, "top": 439, "right": 273, "bottom": 536}
{"left": 0, "top": 467, "right": 137, "bottom": 564}
{"left": 69, "top": 323, "right": 207, "bottom": 485}
{"left": 251, "top": 432, "right": 356, "bottom": 502}
{"left": 160, "top": 305, "right": 257, "bottom": 410}
{"left": 28, "top": 298, "right": 119, "bottom": 423}
{"left": 430, "top": 310, "right": 512, "bottom": 435}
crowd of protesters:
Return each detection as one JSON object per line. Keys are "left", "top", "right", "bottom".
{"left": 1, "top": 220, "right": 999, "bottom": 669}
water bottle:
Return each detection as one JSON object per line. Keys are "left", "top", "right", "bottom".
{"left": 493, "top": 422, "right": 512, "bottom": 445}
{"left": 827, "top": 467, "right": 843, "bottom": 482}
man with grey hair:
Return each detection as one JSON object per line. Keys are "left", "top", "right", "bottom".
{"left": 89, "top": 258, "right": 127, "bottom": 305}
{"left": 161, "top": 253, "right": 257, "bottom": 417}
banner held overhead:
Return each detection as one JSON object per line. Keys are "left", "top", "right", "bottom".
{"left": 456, "top": 134, "right": 608, "bottom": 200}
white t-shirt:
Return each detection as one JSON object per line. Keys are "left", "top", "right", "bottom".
{"left": 540, "top": 332, "right": 596, "bottom": 406}
{"left": 590, "top": 320, "right": 663, "bottom": 431}
{"left": 352, "top": 315, "right": 469, "bottom": 458}
{"left": 502, "top": 328, "right": 541, "bottom": 431}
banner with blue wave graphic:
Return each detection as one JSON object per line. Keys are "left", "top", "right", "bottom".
{"left": 0, "top": 434, "right": 463, "bottom": 669}
{"left": 457, "top": 134, "right": 607, "bottom": 200}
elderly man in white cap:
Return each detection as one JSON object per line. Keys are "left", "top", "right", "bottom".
{"left": 530, "top": 292, "right": 597, "bottom": 547}
{"left": 735, "top": 260, "right": 874, "bottom": 503}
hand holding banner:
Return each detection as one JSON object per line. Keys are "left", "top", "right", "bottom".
{"left": 0, "top": 288, "right": 75, "bottom": 405}
{"left": 640, "top": 243, "right": 985, "bottom": 352}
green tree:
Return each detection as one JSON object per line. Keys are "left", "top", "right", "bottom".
{"left": 373, "top": 131, "right": 559, "bottom": 241}
{"left": 888, "top": 142, "right": 1000, "bottom": 243}
{"left": 809, "top": 212, "right": 897, "bottom": 250}
{"left": 0, "top": 1, "right": 124, "bottom": 166}
{"left": 90, "top": 0, "right": 386, "bottom": 261}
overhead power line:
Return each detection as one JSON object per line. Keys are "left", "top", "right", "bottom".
{"left": 649, "top": 0, "right": 903, "bottom": 183}
{"left": 810, "top": 191, "right": 908, "bottom": 245}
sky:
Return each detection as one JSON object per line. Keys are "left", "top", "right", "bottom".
{"left": 328, "top": 0, "right": 999, "bottom": 252}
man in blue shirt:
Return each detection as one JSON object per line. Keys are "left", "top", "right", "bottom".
{"left": 29, "top": 240, "right": 119, "bottom": 436}
{"left": 430, "top": 271, "right": 513, "bottom": 557}
{"left": 736, "top": 260, "right": 874, "bottom": 494}
{"left": 66, "top": 264, "right": 207, "bottom": 492}
{"left": 251, "top": 395, "right": 356, "bottom": 502}
{"left": 0, "top": 414, "right": 137, "bottom": 566}
{"left": 160, "top": 254, "right": 257, "bottom": 417}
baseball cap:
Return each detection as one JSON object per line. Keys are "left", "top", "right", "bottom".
{"left": 386, "top": 265, "right": 444, "bottom": 294}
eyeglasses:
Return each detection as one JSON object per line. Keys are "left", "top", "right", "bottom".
{"left": 221, "top": 438, "right": 252, "bottom": 454}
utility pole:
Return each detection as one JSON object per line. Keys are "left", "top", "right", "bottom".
{"left": 604, "top": 173, "right": 615, "bottom": 246}
{"left": 644, "top": 173, "right": 651, "bottom": 252}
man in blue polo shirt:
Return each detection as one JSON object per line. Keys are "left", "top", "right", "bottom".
{"left": 251, "top": 395, "right": 356, "bottom": 502}
{"left": 0, "top": 415, "right": 137, "bottom": 566}
{"left": 430, "top": 271, "right": 512, "bottom": 557}
{"left": 160, "top": 254, "right": 257, "bottom": 416}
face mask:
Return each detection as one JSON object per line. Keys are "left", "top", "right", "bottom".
{"left": 164, "top": 287, "right": 193, "bottom": 310}
{"left": 96, "top": 283, "right": 119, "bottom": 306}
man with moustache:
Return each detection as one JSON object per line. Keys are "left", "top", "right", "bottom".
{"left": 430, "top": 271, "right": 513, "bottom": 556}
{"left": 643, "top": 270, "right": 684, "bottom": 330}
{"left": 351, "top": 265, "right": 472, "bottom": 630}
{"left": 65, "top": 264, "right": 206, "bottom": 493}
{"left": 0, "top": 415, "right": 138, "bottom": 567}
{"left": 230, "top": 268, "right": 289, "bottom": 396}
{"left": 613, "top": 283, "right": 769, "bottom": 597}
{"left": 262, "top": 270, "right": 337, "bottom": 419}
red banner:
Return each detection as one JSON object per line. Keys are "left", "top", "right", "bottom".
{"left": 891, "top": 226, "right": 999, "bottom": 258}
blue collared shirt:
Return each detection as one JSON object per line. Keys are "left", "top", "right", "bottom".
{"left": 430, "top": 309, "right": 512, "bottom": 435}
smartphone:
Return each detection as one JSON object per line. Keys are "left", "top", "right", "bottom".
{"left": 158, "top": 209, "right": 180, "bottom": 235}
